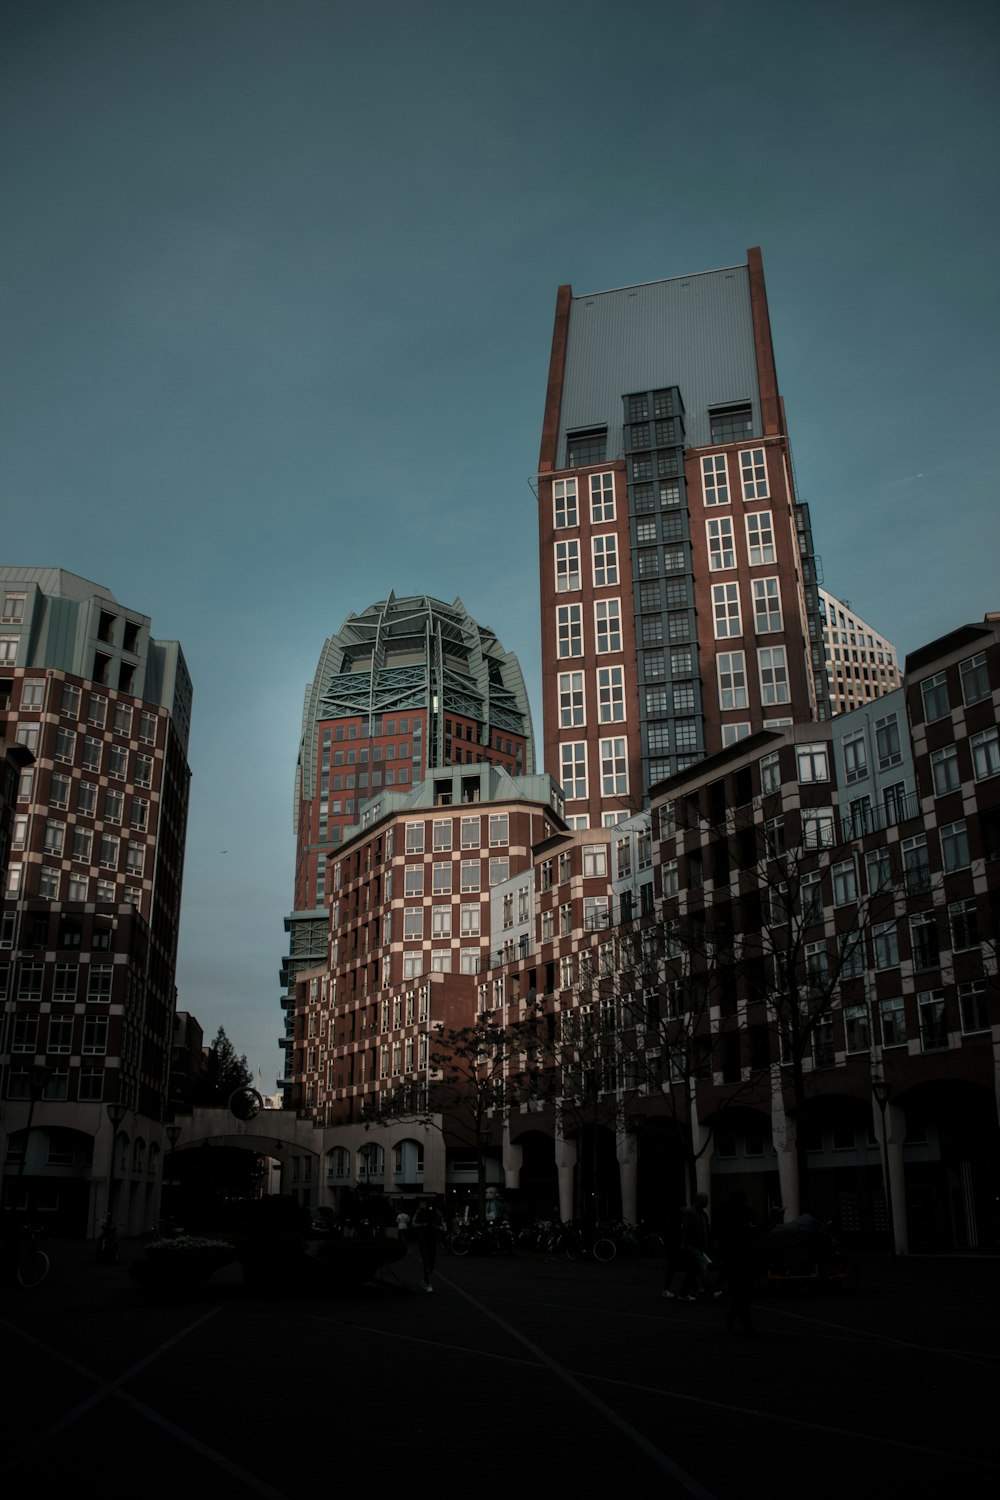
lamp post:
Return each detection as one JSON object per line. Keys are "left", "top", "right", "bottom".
{"left": 872, "top": 1075, "right": 896, "bottom": 1267}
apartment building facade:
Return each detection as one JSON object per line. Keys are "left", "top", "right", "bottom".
{"left": 536, "top": 248, "right": 828, "bottom": 830}
{"left": 819, "top": 587, "right": 901, "bottom": 717}
{"left": 0, "top": 569, "right": 192, "bottom": 1236}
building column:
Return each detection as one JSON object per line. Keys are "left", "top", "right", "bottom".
{"left": 617, "top": 1126, "right": 638, "bottom": 1223}
{"left": 771, "top": 1067, "right": 798, "bottom": 1219}
{"left": 502, "top": 1119, "right": 523, "bottom": 1193}
{"left": 555, "top": 1120, "right": 577, "bottom": 1222}
{"left": 877, "top": 1099, "right": 908, "bottom": 1256}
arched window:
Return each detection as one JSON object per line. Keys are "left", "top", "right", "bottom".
{"left": 327, "top": 1146, "right": 350, "bottom": 1179}
{"left": 132, "top": 1138, "right": 145, "bottom": 1173}
{"left": 357, "top": 1143, "right": 385, "bottom": 1180}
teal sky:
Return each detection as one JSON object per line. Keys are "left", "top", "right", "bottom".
{"left": 3, "top": 0, "right": 998, "bottom": 1085}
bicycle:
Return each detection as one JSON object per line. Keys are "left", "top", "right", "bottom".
{"left": 2, "top": 1222, "right": 50, "bottom": 1289}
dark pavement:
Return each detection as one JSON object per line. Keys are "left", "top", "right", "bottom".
{"left": 1, "top": 1237, "right": 997, "bottom": 1499}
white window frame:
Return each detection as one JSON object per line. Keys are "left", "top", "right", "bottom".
{"left": 597, "top": 665, "right": 626, "bottom": 723}
{"left": 701, "top": 454, "right": 729, "bottom": 506}
{"left": 739, "top": 448, "right": 769, "bottom": 500}
{"left": 553, "top": 477, "right": 578, "bottom": 529}
{"left": 706, "top": 515, "right": 735, "bottom": 570}
{"left": 758, "top": 646, "right": 790, "bottom": 705}
{"left": 555, "top": 538, "right": 581, "bottom": 592}
{"left": 745, "top": 510, "right": 775, "bottom": 566}
{"left": 752, "top": 576, "right": 782, "bottom": 633}
{"left": 595, "top": 598, "right": 622, "bottom": 654}
{"left": 599, "top": 737, "right": 628, "bottom": 798}
{"left": 556, "top": 603, "right": 583, "bottom": 658}
{"left": 717, "top": 651, "right": 747, "bottom": 710}
{"left": 558, "top": 671, "right": 585, "bottom": 728}
{"left": 589, "top": 472, "right": 615, "bottom": 523}
{"left": 560, "top": 741, "right": 587, "bottom": 800}
{"left": 712, "top": 582, "right": 741, "bottom": 639}
{"left": 592, "top": 534, "right": 618, "bottom": 588}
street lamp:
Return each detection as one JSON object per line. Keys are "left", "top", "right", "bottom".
{"left": 872, "top": 1075, "right": 896, "bottom": 1267}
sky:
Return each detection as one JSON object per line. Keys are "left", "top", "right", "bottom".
{"left": 2, "top": 0, "right": 998, "bottom": 1088}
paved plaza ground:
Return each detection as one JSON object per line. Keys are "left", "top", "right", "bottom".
{"left": 1, "top": 1236, "right": 997, "bottom": 1499}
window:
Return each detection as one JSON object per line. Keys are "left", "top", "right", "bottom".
{"left": 460, "top": 903, "right": 480, "bottom": 936}
{"left": 590, "top": 472, "right": 615, "bottom": 522}
{"left": 484, "top": 815, "right": 508, "bottom": 851}
{"left": 404, "top": 865, "right": 424, "bottom": 897}
{"left": 873, "top": 921, "right": 899, "bottom": 970}
{"left": 712, "top": 583, "right": 741, "bottom": 638}
{"left": 960, "top": 652, "right": 989, "bottom": 706}
{"left": 739, "top": 448, "right": 769, "bottom": 500}
{"left": 560, "top": 742, "right": 587, "bottom": 800}
{"left": 403, "top": 908, "right": 423, "bottom": 940}
{"left": 88, "top": 694, "right": 107, "bottom": 728}
{"left": 745, "top": 511, "right": 775, "bottom": 565}
{"left": 721, "top": 723, "right": 751, "bottom": 747}
{"left": 88, "top": 965, "right": 113, "bottom": 1001}
{"left": 833, "top": 859, "right": 857, "bottom": 905}
{"left": 104, "top": 789, "right": 123, "bottom": 824}
{"left": 432, "top": 819, "right": 452, "bottom": 852}
{"left": 78, "top": 1064, "right": 104, "bottom": 1101}
{"left": 701, "top": 454, "right": 729, "bottom": 506}
{"left": 113, "top": 703, "right": 132, "bottom": 735}
{"left": 50, "top": 773, "right": 71, "bottom": 809}
{"left": 599, "top": 737, "right": 628, "bottom": 797}
{"left": 875, "top": 714, "right": 902, "bottom": 770}
{"left": 432, "top": 862, "right": 451, "bottom": 894}
{"left": 918, "top": 989, "right": 948, "bottom": 1051}
{"left": 557, "top": 604, "right": 582, "bottom": 658}
{"left": 460, "top": 950, "right": 479, "bottom": 975}
{"left": 130, "top": 798, "right": 148, "bottom": 831}
{"left": 710, "top": 405, "right": 752, "bottom": 444}
{"left": 971, "top": 727, "right": 999, "bottom": 781}
{"left": 405, "top": 823, "right": 424, "bottom": 854}
{"left": 717, "top": 651, "right": 747, "bottom": 710}
{"left": 20, "top": 680, "right": 44, "bottom": 709}
{"left": 47, "top": 1015, "right": 74, "bottom": 1054}
{"left": 2, "top": 592, "right": 25, "bottom": 622}
{"left": 583, "top": 844, "right": 607, "bottom": 877}
{"left": 707, "top": 516, "right": 735, "bottom": 570}
{"left": 553, "top": 478, "right": 578, "bottom": 528}
{"left": 931, "top": 746, "right": 960, "bottom": 796}
{"left": 44, "top": 820, "right": 66, "bottom": 856}
{"left": 759, "top": 647, "right": 789, "bottom": 705}
{"left": 461, "top": 860, "right": 480, "bottom": 893}
{"left": 958, "top": 980, "right": 988, "bottom": 1034}
{"left": 99, "top": 835, "right": 118, "bottom": 870}
{"left": 139, "top": 710, "right": 157, "bottom": 743}
{"left": 135, "top": 754, "right": 153, "bottom": 787}
{"left": 591, "top": 535, "right": 618, "bottom": 588}
{"left": 842, "top": 736, "right": 867, "bottom": 784}
{"left": 843, "top": 1004, "right": 870, "bottom": 1054}
{"left": 597, "top": 665, "right": 625, "bottom": 722}
{"left": 567, "top": 428, "right": 606, "bottom": 466}
{"left": 72, "top": 827, "right": 93, "bottom": 862}
{"left": 797, "top": 741, "right": 827, "bottom": 780}
{"left": 584, "top": 896, "right": 609, "bottom": 931}
{"left": 880, "top": 997, "right": 906, "bottom": 1048}
{"left": 0, "top": 635, "right": 18, "bottom": 663}
{"left": 594, "top": 599, "right": 621, "bottom": 654}
{"left": 83, "top": 1016, "right": 108, "bottom": 1055}
{"left": 910, "top": 911, "right": 940, "bottom": 971}
{"left": 752, "top": 577, "right": 782, "bottom": 633}
{"left": 940, "top": 820, "right": 970, "bottom": 873}
{"left": 921, "top": 672, "right": 949, "bottom": 723}
{"left": 760, "top": 752, "right": 780, "bottom": 795}
{"left": 559, "top": 671, "right": 585, "bottom": 728}
{"left": 108, "top": 745, "right": 127, "bottom": 779}
{"left": 555, "top": 539, "right": 581, "bottom": 592}
{"left": 949, "top": 897, "right": 979, "bottom": 951}
{"left": 489, "top": 857, "right": 509, "bottom": 885}
{"left": 431, "top": 906, "right": 452, "bottom": 937}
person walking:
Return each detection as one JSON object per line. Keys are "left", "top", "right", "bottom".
{"left": 411, "top": 1196, "right": 447, "bottom": 1292}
